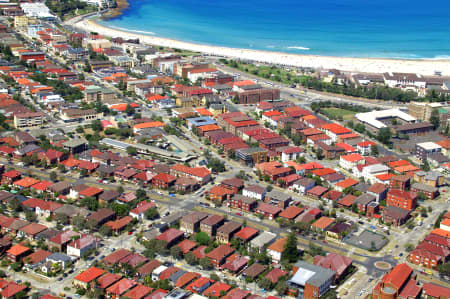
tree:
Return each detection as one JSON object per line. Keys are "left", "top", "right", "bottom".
{"left": 316, "top": 148, "right": 324, "bottom": 160}
{"left": 91, "top": 120, "right": 103, "bottom": 132}
{"left": 25, "top": 211, "right": 37, "bottom": 222}
{"left": 275, "top": 280, "right": 287, "bottom": 296}
{"left": 136, "top": 188, "right": 147, "bottom": 199}
{"left": 80, "top": 196, "right": 98, "bottom": 211}
{"left": 210, "top": 273, "right": 220, "bottom": 282}
{"left": 80, "top": 168, "right": 88, "bottom": 177}
{"left": 422, "top": 158, "right": 431, "bottom": 171}
{"left": 195, "top": 232, "right": 210, "bottom": 245}
{"left": 8, "top": 198, "right": 22, "bottom": 212}
{"left": 145, "top": 207, "right": 159, "bottom": 220}
{"left": 259, "top": 277, "right": 273, "bottom": 290}
{"left": 377, "top": 127, "right": 392, "bottom": 144}
{"left": 371, "top": 145, "right": 379, "bottom": 156}
{"left": 437, "top": 262, "right": 450, "bottom": 278}
{"left": 117, "top": 186, "right": 124, "bottom": 194}
{"left": 58, "top": 164, "right": 66, "bottom": 173}
{"left": 405, "top": 243, "right": 415, "bottom": 252}
{"left": 185, "top": 252, "right": 198, "bottom": 265}
{"left": 430, "top": 108, "right": 440, "bottom": 129}
{"left": 72, "top": 215, "right": 86, "bottom": 230}
{"left": 127, "top": 147, "right": 137, "bottom": 156}
{"left": 282, "top": 232, "right": 299, "bottom": 263}
{"left": 55, "top": 213, "right": 69, "bottom": 224}
{"left": 170, "top": 246, "right": 183, "bottom": 259}
{"left": 50, "top": 171, "right": 57, "bottom": 181}
{"left": 199, "top": 257, "right": 213, "bottom": 270}
{"left": 125, "top": 104, "right": 135, "bottom": 115}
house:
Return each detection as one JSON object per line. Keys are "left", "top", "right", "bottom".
{"left": 339, "top": 153, "right": 365, "bottom": 170}
{"left": 422, "top": 283, "right": 450, "bottom": 299}
{"left": 105, "top": 216, "right": 133, "bottom": 233}
{"left": 73, "top": 267, "right": 106, "bottom": 289}
{"left": 66, "top": 235, "right": 98, "bottom": 257}
{"left": 206, "top": 244, "right": 234, "bottom": 267}
{"left": 222, "top": 255, "right": 249, "bottom": 274}
{"left": 230, "top": 195, "right": 257, "bottom": 212}
{"left": 371, "top": 263, "right": 421, "bottom": 299}
{"left": 87, "top": 208, "right": 116, "bottom": 228}
{"left": 242, "top": 263, "right": 267, "bottom": 280}
{"left": 155, "top": 228, "right": 184, "bottom": 247}
{"left": 6, "top": 244, "right": 31, "bottom": 262}
{"left": 216, "top": 222, "right": 241, "bottom": 243}
{"left": 311, "top": 217, "right": 335, "bottom": 232}
{"left": 250, "top": 232, "right": 277, "bottom": 252}
{"left": 106, "top": 278, "right": 137, "bottom": 299}
{"left": 280, "top": 146, "right": 304, "bottom": 162}
{"left": 382, "top": 206, "right": 411, "bottom": 226}
{"left": 279, "top": 206, "right": 304, "bottom": 220}
{"left": 1, "top": 170, "right": 21, "bottom": 184}
{"left": 98, "top": 190, "right": 121, "bottom": 205}
{"left": 186, "top": 277, "right": 213, "bottom": 294}
{"left": 289, "top": 261, "right": 335, "bottom": 299}
{"left": 0, "top": 280, "right": 28, "bottom": 299}
{"left": 357, "top": 141, "right": 376, "bottom": 156}
{"left": 386, "top": 189, "right": 417, "bottom": 211}
{"left": 306, "top": 186, "right": 328, "bottom": 199}
{"left": 180, "top": 211, "right": 209, "bottom": 234}
{"left": 267, "top": 237, "right": 287, "bottom": 263}
{"left": 200, "top": 214, "right": 225, "bottom": 237}
{"left": 17, "top": 223, "right": 48, "bottom": 240}
{"left": 326, "top": 222, "right": 353, "bottom": 241}
{"left": 265, "top": 268, "right": 289, "bottom": 284}
{"left": 354, "top": 193, "right": 376, "bottom": 213}
{"left": 313, "top": 253, "right": 353, "bottom": 281}
{"left": 130, "top": 201, "right": 156, "bottom": 220}
{"left": 220, "top": 178, "right": 244, "bottom": 193}
{"left": 292, "top": 178, "right": 315, "bottom": 194}
{"left": 367, "top": 183, "right": 388, "bottom": 202}
{"left": 234, "top": 227, "right": 259, "bottom": 244}
{"left": 97, "top": 273, "right": 122, "bottom": 290}
{"left": 122, "top": 284, "right": 153, "bottom": 299}
{"left": 242, "top": 184, "right": 266, "bottom": 200}
{"left": 48, "top": 230, "right": 80, "bottom": 252}
{"left": 411, "top": 183, "right": 439, "bottom": 200}
{"left": 103, "top": 249, "right": 132, "bottom": 266}
{"left": 414, "top": 171, "right": 444, "bottom": 187}
{"left": 389, "top": 175, "right": 411, "bottom": 190}
{"left": 203, "top": 282, "right": 232, "bottom": 297}
{"left": 152, "top": 173, "right": 176, "bottom": 189}
{"left": 255, "top": 202, "right": 282, "bottom": 220}
{"left": 265, "top": 190, "right": 292, "bottom": 209}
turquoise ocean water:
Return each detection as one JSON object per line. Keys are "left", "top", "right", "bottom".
{"left": 99, "top": 0, "right": 450, "bottom": 59}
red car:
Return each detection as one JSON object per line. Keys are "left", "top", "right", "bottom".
{"left": 235, "top": 212, "right": 242, "bottom": 216}
{"left": 128, "top": 231, "right": 133, "bottom": 235}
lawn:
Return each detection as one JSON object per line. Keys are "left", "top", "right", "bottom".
{"left": 321, "top": 108, "right": 355, "bottom": 120}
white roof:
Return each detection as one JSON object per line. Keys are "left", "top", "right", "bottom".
{"left": 365, "top": 164, "right": 390, "bottom": 174}
{"left": 418, "top": 142, "right": 442, "bottom": 151}
{"left": 153, "top": 265, "right": 168, "bottom": 275}
{"left": 290, "top": 268, "right": 315, "bottom": 286}
{"left": 355, "top": 109, "right": 416, "bottom": 129}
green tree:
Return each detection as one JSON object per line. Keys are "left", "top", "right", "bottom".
{"left": 195, "top": 232, "right": 211, "bottom": 245}
{"left": 405, "top": 243, "right": 415, "bottom": 252}
{"left": 282, "top": 232, "right": 299, "bottom": 263}
{"left": 126, "top": 147, "right": 137, "bottom": 156}
{"left": 58, "top": 164, "right": 66, "bottom": 173}
{"left": 72, "top": 215, "right": 86, "bottom": 230}
{"left": 136, "top": 188, "right": 147, "bottom": 199}
{"left": 91, "top": 120, "right": 103, "bottom": 132}
{"left": 80, "top": 168, "right": 88, "bottom": 177}
{"left": 8, "top": 198, "right": 22, "bottom": 212}
{"left": 371, "top": 145, "right": 379, "bottom": 156}
{"left": 430, "top": 108, "right": 440, "bottom": 129}
{"left": 145, "top": 207, "right": 159, "bottom": 220}
{"left": 275, "top": 280, "right": 287, "bottom": 296}
{"left": 170, "top": 246, "right": 183, "bottom": 259}
{"left": 185, "top": 252, "right": 198, "bottom": 265}
{"left": 50, "top": 171, "right": 57, "bottom": 181}
{"left": 259, "top": 277, "right": 273, "bottom": 290}
{"left": 422, "top": 158, "right": 431, "bottom": 171}
{"left": 199, "top": 257, "right": 213, "bottom": 270}
{"left": 437, "top": 262, "right": 450, "bottom": 278}
{"left": 377, "top": 127, "right": 392, "bottom": 144}
{"left": 210, "top": 273, "right": 220, "bottom": 282}
{"left": 25, "top": 211, "right": 37, "bottom": 222}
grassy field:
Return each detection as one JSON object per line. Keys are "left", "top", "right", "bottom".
{"left": 321, "top": 108, "right": 355, "bottom": 120}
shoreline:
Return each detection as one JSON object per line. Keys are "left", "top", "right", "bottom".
{"left": 100, "top": 0, "right": 129, "bottom": 20}
{"left": 74, "top": 18, "right": 450, "bottom": 76}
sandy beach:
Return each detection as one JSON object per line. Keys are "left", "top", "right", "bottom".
{"left": 74, "top": 18, "right": 450, "bottom": 76}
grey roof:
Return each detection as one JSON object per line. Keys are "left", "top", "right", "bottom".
{"left": 232, "top": 194, "right": 257, "bottom": 205}
{"left": 54, "top": 205, "right": 90, "bottom": 218}
{"left": 98, "top": 190, "right": 120, "bottom": 202}
{"left": 161, "top": 211, "right": 188, "bottom": 226}
{"left": 49, "top": 181, "right": 72, "bottom": 193}
{"left": 424, "top": 171, "right": 443, "bottom": 181}
{"left": 97, "top": 164, "right": 115, "bottom": 175}
{"left": 383, "top": 206, "right": 410, "bottom": 218}
{"left": 35, "top": 228, "right": 60, "bottom": 240}
{"left": 266, "top": 190, "right": 291, "bottom": 202}
{"left": 250, "top": 231, "right": 276, "bottom": 248}
{"left": 293, "top": 178, "right": 315, "bottom": 187}
{"left": 169, "top": 270, "right": 187, "bottom": 284}
{"left": 411, "top": 182, "right": 438, "bottom": 193}
{"left": 244, "top": 184, "right": 266, "bottom": 195}
{"left": 63, "top": 138, "right": 87, "bottom": 148}
{"left": 289, "top": 261, "right": 335, "bottom": 287}
{"left": 237, "top": 147, "right": 267, "bottom": 154}
{"left": 15, "top": 144, "right": 40, "bottom": 155}
{"left": 428, "top": 153, "right": 450, "bottom": 164}
{"left": 47, "top": 252, "right": 71, "bottom": 263}
{"left": 354, "top": 193, "right": 376, "bottom": 206}
{"left": 354, "top": 182, "right": 370, "bottom": 193}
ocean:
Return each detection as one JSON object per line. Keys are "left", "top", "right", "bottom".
{"left": 99, "top": 0, "right": 450, "bottom": 59}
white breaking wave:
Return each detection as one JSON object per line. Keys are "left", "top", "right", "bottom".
{"left": 108, "top": 25, "right": 155, "bottom": 35}
{"left": 287, "top": 46, "right": 310, "bottom": 50}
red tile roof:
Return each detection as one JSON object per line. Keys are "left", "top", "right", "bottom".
{"left": 177, "top": 239, "right": 197, "bottom": 254}
{"left": 106, "top": 278, "right": 137, "bottom": 295}
{"left": 279, "top": 206, "right": 304, "bottom": 219}
{"left": 74, "top": 267, "right": 106, "bottom": 283}
{"left": 382, "top": 263, "right": 413, "bottom": 290}
{"left": 234, "top": 227, "right": 259, "bottom": 241}
{"left": 155, "top": 228, "right": 184, "bottom": 243}
{"left": 422, "top": 283, "right": 450, "bottom": 298}
{"left": 123, "top": 284, "right": 153, "bottom": 299}
{"left": 203, "top": 281, "right": 231, "bottom": 297}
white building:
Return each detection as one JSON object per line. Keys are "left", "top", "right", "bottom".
{"left": 152, "top": 265, "right": 168, "bottom": 281}
{"left": 66, "top": 235, "right": 97, "bottom": 257}
{"left": 281, "top": 146, "right": 304, "bottom": 162}
{"left": 355, "top": 109, "right": 416, "bottom": 132}
{"left": 383, "top": 72, "right": 426, "bottom": 89}
{"left": 339, "top": 153, "right": 365, "bottom": 170}
{"left": 361, "top": 164, "right": 390, "bottom": 184}
{"left": 292, "top": 178, "right": 315, "bottom": 194}
{"left": 20, "top": 2, "right": 55, "bottom": 19}
{"left": 242, "top": 184, "right": 266, "bottom": 201}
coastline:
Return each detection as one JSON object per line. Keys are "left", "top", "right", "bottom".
{"left": 100, "top": 0, "right": 129, "bottom": 20}
{"left": 75, "top": 18, "right": 450, "bottom": 76}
